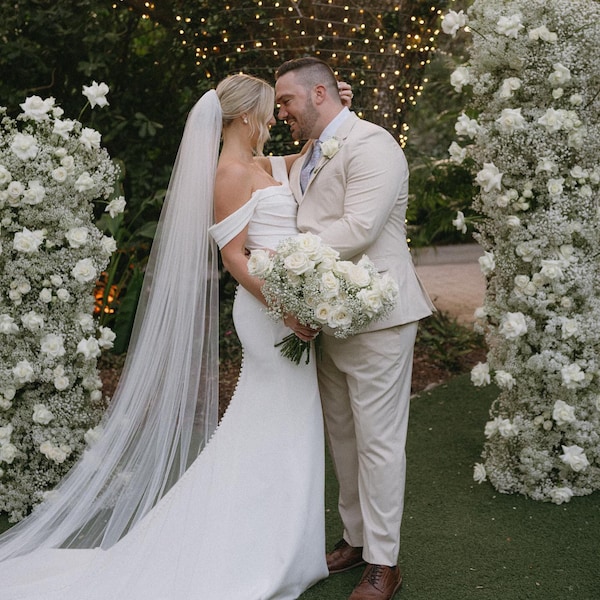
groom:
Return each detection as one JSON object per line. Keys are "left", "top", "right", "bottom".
{"left": 275, "top": 57, "right": 433, "bottom": 600}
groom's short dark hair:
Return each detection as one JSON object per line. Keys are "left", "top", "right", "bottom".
{"left": 276, "top": 57, "right": 338, "bottom": 94}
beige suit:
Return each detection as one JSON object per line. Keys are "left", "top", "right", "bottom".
{"left": 293, "top": 112, "right": 434, "bottom": 565}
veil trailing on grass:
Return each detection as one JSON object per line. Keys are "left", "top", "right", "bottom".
{"left": 0, "top": 91, "right": 223, "bottom": 559}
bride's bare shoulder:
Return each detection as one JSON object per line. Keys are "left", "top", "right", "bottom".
{"left": 213, "top": 160, "right": 254, "bottom": 223}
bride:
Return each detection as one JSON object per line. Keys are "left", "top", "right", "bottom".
{"left": 0, "top": 74, "right": 350, "bottom": 599}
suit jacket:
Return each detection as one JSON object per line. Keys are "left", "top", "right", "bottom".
{"left": 292, "top": 112, "right": 434, "bottom": 331}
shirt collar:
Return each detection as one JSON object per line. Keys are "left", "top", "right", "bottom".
{"left": 318, "top": 107, "right": 350, "bottom": 143}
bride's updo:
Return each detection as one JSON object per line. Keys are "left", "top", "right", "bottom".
{"left": 216, "top": 73, "right": 275, "bottom": 155}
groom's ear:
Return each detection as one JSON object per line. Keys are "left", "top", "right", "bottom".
{"left": 313, "top": 84, "right": 327, "bottom": 105}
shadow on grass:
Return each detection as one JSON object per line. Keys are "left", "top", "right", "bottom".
{"left": 301, "top": 374, "right": 600, "bottom": 600}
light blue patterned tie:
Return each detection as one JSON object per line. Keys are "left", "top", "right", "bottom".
{"left": 300, "top": 141, "right": 322, "bottom": 193}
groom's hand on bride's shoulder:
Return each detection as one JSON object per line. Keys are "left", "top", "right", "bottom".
{"left": 338, "top": 81, "right": 353, "bottom": 108}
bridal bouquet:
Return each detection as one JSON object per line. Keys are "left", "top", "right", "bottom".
{"left": 248, "top": 232, "right": 399, "bottom": 364}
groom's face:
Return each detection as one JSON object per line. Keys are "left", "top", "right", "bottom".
{"left": 275, "top": 71, "right": 320, "bottom": 141}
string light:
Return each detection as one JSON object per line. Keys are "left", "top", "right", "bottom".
{"left": 115, "top": 0, "right": 444, "bottom": 148}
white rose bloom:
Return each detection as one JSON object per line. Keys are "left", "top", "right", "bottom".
{"left": 247, "top": 249, "right": 273, "bottom": 278}
{"left": 514, "top": 275, "right": 529, "bottom": 289}
{"left": 82, "top": 81, "right": 110, "bottom": 108}
{"left": 539, "top": 259, "right": 564, "bottom": 280}
{"left": 452, "top": 210, "right": 467, "bottom": 233}
{"left": 74, "top": 172, "right": 95, "bottom": 193}
{"left": 561, "top": 363, "right": 585, "bottom": 388}
{"left": 345, "top": 264, "right": 371, "bottom": 288}
{"left": 499, "top": 77, "right": 522, "bottom": 99}
{"left": 478, "top": 251, "right": 495, "bottom": 275}
{"left": 506, "top": 215, "right": 521, "bottom": 228}
{"left": 105, "top": 196, "right": 127, "bottom": 218}
{"left": 40, "top": 333, "right": 66, "bottom": 358}
{"left": 32, "top": 403, "right": 55, "bottom": 425}
{"left": 552, "top": 400, "right": 576, "bottom": 426}
{"left": 314, "top": 302, "right": 333, "bottom": 324}
{"left": 101, "top": 235, "right": 117, "bottom": 255}
{"left": 19, "top": 95, "right": 54, "bottom": 121}
{"left": 77, "top": 313, "right": 95, "bottom": 332}
{"left": 569, "top": 93, "right": 584, "bottom": 106}
{"left": 13, "top": 227, "right": 45, "bottom": 253}
{"left": 496, "top": 14, "right": 524, "bottom": 38}
{"left": 71, "top": 258, "right": 97, "bottom": 283}
{"left": 496, "top": 108, "right": 526, "bottom": 133}
{"left": 22, "top": 180, "right": 45, "bottom": 205}
{"left": 283, "top": 251, "right": 315, "bottom": 276}
{"left": 528, "top": 25, "right": 557, "bottom": 42}
{"left": 535, "top": 157, "right": 557, "bottom": 174}
{"left": 0, "top": 315, "right": 19, "bottom": 334}
{"left": 39, "top": 441, "right": 71, "bottom": 464}
{"left": 52, "top": 118, "right": 75, "bottom": 139}
{"left": 22, "top": 310, "right": 44, "bottom": 331}
{"left": 357, "top": 288, "right": 384, "bottom": 317}
{"left": 552, "top": 88, "right": 564, "bottom": 100}
{"left": 448, "top": 141, "right": 466, "bottom": 164}
{"left": 547, "top": 178, "right": 564, "bottom": 197}
{"left": 470, "top": 362, "right": 490, "bottom": 387}
{"left": 295, "top": 232, "right": 323, "bottom": 257}
{"left": 54, "top": 375, "right": 70, "bottom": 391}
{"left": 61, "top": 155, "right": 75, "bottom": 171}
{"left": 499, "top": 312, "right": 528, "bottom": 339}
{"left": 515, "top": 241, "right": 537, "bottom": 262}
{"left": 549, "top": 487, "right": 573, "bottom": 505}
{"left": 320, "top": 137, "right": 340, "bottom": 159}
{"left": 560, "top": 445, "right": 589, "bottom": 472}
{"left": 10, "top": 132, "right": 39, "bottom": 160}
{"left": 0, "top": 424, "right": 14, "bottom": 443}
{"left": 0, "top": 165, "right": 12, "bottom": 185}
{"left": 455, "top": 113, "right": 480, "bottom": 138}
{"left": 80, "top": 127, "right": 102, "bottom": 150}
{"left": 65, "top": 226, "right": 89, "bottom": 248}
{"left": 494, "top": 370, "right": 516, "bottom": 390}
{"left": 441, "top": 9, "right": 467, "bottom": 36}
{"left": 56, "top": 289, "right": 71, "bottom": 302}
{"left": 7, "top": 180, "right": 24, "bottom": 201}
{"left": 39, "top": 288, "right": 53, "bottom": 303}
{"left": 473, "top": 463, "right": 487, "bottom": 484}
{"left": 319, "top": 271, "right": 340, "bottom": 299}
{"left": 328, "top": 305, "right": 353, "bottom": 330}
{"left": 548, "top": 63, "right": 571, "bottom": 87}
{"left": 450, "top": 66, "right": 471, "bottom": 92}
{"left": 475, "top": 163, "right": 503, "bottom": 192}
{"left": 498, "top": 418, "right": 518, "bottom": 438}
{"left": 98, "top": 326, "right": 117, "bottom": 349}
{"left": 568, "top": 127, "right": 586, "bottom": 149}
{"left": 377, "top": 273, "right": 399, "bottom": 301}
{"left": 0, "top": 443, "right": 17, "bottom": 464}
{"left": 537, "top": 108, "right": 564, "bottom": 133}
{"left": 560, "top": 318, "right": 578, "bottom": 339}
{"left": 51, "top": 166, "right": 69, "bottom": 183}
{"left": 13, "top": 360, "right": 35, "bottom": 383}
{"left": 90, "top": 389, "right": 103, "bottom": 402}
{"left": 77, "top": 337, "right": 101, "bottom": 360}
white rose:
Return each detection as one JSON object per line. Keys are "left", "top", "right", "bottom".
{"left": 313, "top": 302, "right": 333, "bottom": 324}
{"left": 548, "top": 63, "right": 571, "bottom": 87}
{"left": 496, "top": 108, "right": 526, "bottom": 133}
{"left": 569, "top": 93, "right": 584, "bottom": 106}
{"left": 56, "top": 289, "right": 71, "bottom": 302}
{"left": 74, "top": 172, "right": 95, "bottom": 193}
{"left": 13, "top": 360, "right": 35, "bottom": 383}
{"left": 65, "top": 226, "right": 89, "bottom": 248}
{"left": 499, "top": 312, "right": 528, "bottom": 339}
{"left": 535, "top": 157, "right": 557, "bottom": 174}
{"left": 528, "top": 25, "right": 557, "bottom": 42}
{"left": 470, "top": 362, "right": 490, "bottom": 387}
{"left": 0, "top": 443, "right": 17, "bottom": 464}
{"left": 357, "top": 288, "right": 384, "bottom": 317}
{"left": 506, "top": 215, "right": 521, "bottom": 228}
{"left": 101, "top": 235, "right": 117, "bottom": 255}
{"left": 455, "top": 113, "right": 480, "bottom": 138}
{"left": 515, "top": 241, "right": 537, "bottom": 262}
{"left": 560, "top": 317, "right": 578, "bottom": 339}
{"left": 0, "top": 165, "right": 12, "bottom": 186}
{"left": 23, "top": 180, "right": 45, "bottom": 205}
{"left": 98, "top": 326, "right": 116, "bottom": 349}
{"left": 54, "top": 375, "right": 70, "bottom": 391}
{"left": 296, "top": 232, "right": 324, "bottom": 258}
{"left": 39, "top": 441, "right": 71, "bottom": 464}
{"left": 496, "top": 14, "right": 524, "bottom": 38}
{"left": 448, "top": 141, "right": 466, "bottom": 164}
{"left": 53, "top": 118, "right": 75, "bottom": 139}
{"left": 549, "top": 487, "right": 573, "bottom": 505}
{"left": 283, "top": 251, "right": 315, "bottom": 276}
{"left": 13, "top": 227, "right": 45, "bottom": 253}
{"left": 377, "top": 273, "right": 399, "bottom": 301}
{"left": 0, "top": 424, "right": 13, "bottom": 442}
{"left": 39, "top": 288, "right": 53, "bottom": 303}
{"left": 82, "top": 81, "right": 110, "bottom": 108}
{"left": 328, "top": 305, "right": 353, "bottom": 330}
{"left": 51, "top": 166, "right": 69, "bottom": 182}
{"left": 552, "top": 400, "right": 576, "bottom": 426}
{"left": 498, "top": 77, "right": 522, "bottom": 99}
{"left": 450, "top": 66, "right": 471, "bottom": 93}
{"left": 494, "top": 370, "right": 515, "bottom": 390}
{"left": 32, "top": 403, "right": 55, "bottom": 425}
{"left": 61, "top": 155, "right": 75, "bottom": 171}
{"left": 547, "top": 178, "right": 564, "bottom": 197}
{"left": 552, "top": 88, "right": 564, "bottom": 100}
{"left": 40, "top": 333, "right": 66, "bottom": 358}
{"left": 452, "top": 210, "right": 467, "bottom": 233}
{"left": 478, "top": 251, "right": 495, "bottom": 276}
{"left": 560, "top": 445, "right": 589, "bottom": 472}
{"left": 90, "top": 390, "right": 103, "bottom": 402}
{"left": 0, "top": 315, "right": 19, "bottom": 334}
{"left": 537, "top": 108, "right": 564, "bottom": 133}
{"left": 320, "top": 137, "right": 341, "bottom": 159}
{"left": 7, "top": 180, "right": 24, "bottom": 201}
{"left": 77, "top": 313, "right": 95, "bottom": 332}
{"left": 105, "top": 196, "right": 126, "bottom": 218}
{"left": 476, "top": 163, "right": 503, "bottom": 193}
{"left": 498, "top": 418, "right": 518, "bottom": 438}
{"left": 21, "top": 311, "right": 44, "bottom": 331}
{"left": 319, "top": 271, "right": 340, "bottom": 299}
{"left": 561, "top": 363, "right": 585, "bottom": 389}
{"left": 10, "top": 132, "right": 38, "bottom": 160}
{"left": 539, "top": 259, "right": 564, "bottom": 281}
{"left": 71, "top": 258, "right": 97, "bottom": 283}
{"left": 441, "top": 9, "right": 467, "bottom": 36}
{"left": 473, "top": 463, "right": 487, "bottom": 484}
{"left": 345, "top": 264, "right": 371, "bottom": 288}
{"left": 19, "top": 95, "right": 54, "bottom": 120}
{"left": 80, "top": 127, "right": 102, "bottom": 150}
{"left": 77, "top": 337, "right": 101, "bottom": 360}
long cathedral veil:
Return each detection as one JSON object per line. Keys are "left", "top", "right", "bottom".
{"left": 0, "top": 90, "right": 223, "bottom": 559}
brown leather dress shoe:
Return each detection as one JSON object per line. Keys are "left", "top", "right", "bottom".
{"left": 326, "top": 539, "right": 366, "bottom": 574}
{"left": 348, "top": 564, "right": 403, "bottom": 600}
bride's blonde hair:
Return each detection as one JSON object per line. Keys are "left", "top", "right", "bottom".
{"left": 217, "top": 73, "right": 274, "bottom": 155}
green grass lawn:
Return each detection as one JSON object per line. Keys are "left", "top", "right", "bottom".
{"left": 302, "top": 374, "right": 599, "bottom": 600}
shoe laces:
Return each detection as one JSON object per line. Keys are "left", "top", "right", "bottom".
{"left": 363, "top": 564, "right": 386, "bottom": 587}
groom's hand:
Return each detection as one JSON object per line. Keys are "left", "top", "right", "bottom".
{"left": 283, "top": 314, "right": 320, "bottom": 342}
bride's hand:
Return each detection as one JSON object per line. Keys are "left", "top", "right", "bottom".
{"left": 338, "top": 81, "right": 353, "bottom": 108}
{"left": 283, "top": 314, "right": 320, "bottom": 342}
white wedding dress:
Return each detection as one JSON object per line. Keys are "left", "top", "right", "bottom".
{"left": 0, "top": 156, "right": 328, "bottom": 599}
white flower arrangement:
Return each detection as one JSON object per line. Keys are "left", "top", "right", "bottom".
{"left": 444, "top": 0, "right": 600, "bottom": 502}
{"left": 248, "top": 232, "right": 399, "bottom": 364}
{"left": 0, "top": 84, "right": 121, "bottom": 520}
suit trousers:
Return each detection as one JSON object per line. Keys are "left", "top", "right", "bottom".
{"left": 318, "top": 321, "right": 418, "bottom": 566}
